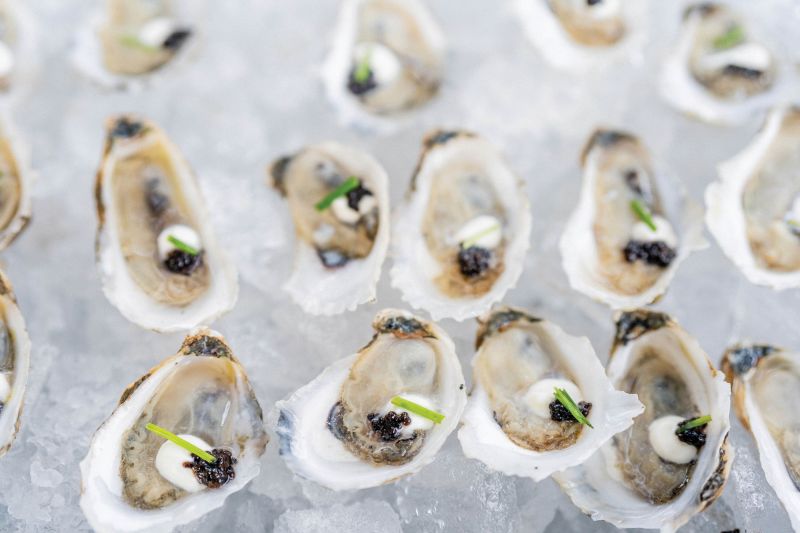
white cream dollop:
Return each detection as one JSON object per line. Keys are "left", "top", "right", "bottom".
{"left": 523, "top": 378, "right": 582, "bottom": 419}
{"left": 138, "top": 17, "right": 180, "bottom": 49}
{"left": 157, "top": 224, "right": 202, "bottom": 260}
{"left": 154, "top": 434, "right": 211, "bottom": 492}
{"left": 700, "top": 42, "right": 772, "bottom": 73}
{"left": 352, "top": 42, "right": 401, "bottom": 87}
{"left": 381, "top": 393, "right": 437, "bottom": 438}
{"left": 631, "top": 215, "right": 678, "bottom": 247}
{"left": 0, "top": 372, "right": 10, "bottom": 403}
{"left": 330, "top": 190, "right": 376, "bottom": 225}
{"left": 455, "top": 215, "right": 503, "bottom": 250}
{"left": 648, "top": 415, "right": 698, "bottom": 464}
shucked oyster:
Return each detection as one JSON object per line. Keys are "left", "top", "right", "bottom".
{"left": 555, "top": 310, "right": 731, "bottom": 531}
{"left": 95, "top": 116, "right": 237, "bottom": 331}
{"left": 661, "top": 3, "right": 785, "bottom": 125}
{"left": 391, "top": 131, "right": 531, "bottom": 321}
{"left": 560, "top": 129, "right": 704, "bottom": 309}
{"left": 458, "top": 306, "right": 642, "bottom": 481}
{"left": 0, "top": 269, "right": 30, "bottom": 458}
{"left": 722, "top": 344, "right": 800, "bottom": 532}
{"left": 80, "top": 329, "right": 268, "bottom": 533}
{"left": 269, "top": 142, "right": 390, "bottom": 315}
{"left": 323, "top": 0, "right": 445, "bottom": 129}
{"left": 275, "top": 309, "right": 466, "bottom": 490}
{"left": 706, "top": 106, "right": 800, "bottom": 289}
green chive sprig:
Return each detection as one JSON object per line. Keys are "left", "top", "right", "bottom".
{"left": 168, "top": 235, "right": 199, "bottom": 256}
{"left": 553, "top": 388, "right": 593, "bottom": 428}
{"left": 461, "top": 224, "right": 501, "bottom": 249}
{"left": 145, "top": 423, "right": 216, "bottom": 464}
{"left": 787, "top": 219, "right": 800, "bottom": 229}
{"left": 120, "top": 35, "right": 158, "bottom": 53}
{"left": 676, "top": 415, "right": 711, "bottom": 434}
{"left": 630, "top": 199, "right": 657, "bottom": 232}
{"left": 353, "top": 48, "right": 372, "bottom": 84}
{"left": 315, "top": 176, "right": 360, "bottom": 212}
{"left": 713, "top": 25, "right": 745, "bottom": 50}
{"left": 391, "top": 396, "right": 445, "bottom": 424}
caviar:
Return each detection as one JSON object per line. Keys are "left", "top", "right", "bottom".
{"left": 164, "top": 250, "right": 202, "bottom": 275}
{"left": 675, "top": 418, "right": 708, "bottom": 448}
{"left": 623, "top": 240, "right": 676, "bottom": 267}
{"left": 367, "top": 410, "right": 412, "bottom": 441}
{"left": 458, "top": 246, "right": 492, "bottom": 278}
{"left": 184, "top": 448, "right": 236, "bottom": 489}
{"left": 347, "top": 69, "right": 377, "bottom": 95}
{"left": 549, "top": 400, "right": 592, "bottom": 422}
{"left": 346, "top": 182, "right": 373, "bottom": 211}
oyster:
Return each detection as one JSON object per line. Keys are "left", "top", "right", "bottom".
{"left": 95, "top": 116, "right": 237, "bottom": 332}
{"left": 275, "top": 309, "right": 466, "bottom": 490}
{"left": 722, "top": 344, "right": 800, "bottom": 532}
{"left": 706, "top": 106, "right": 800, "bottom": 289}
{"left": 0, "top": 115, "right": 32, "bottom": 251}
{"left": 268, "top": 142, "right": 390, "bottom": 315}
{"left": 661, "top": 3, "right": 786, "bottom": 125}
{"left": 322, "top": 0, "right": 445, "bottom": 130}
{"left": 555, "top": 310, "right": 732, "bottom": 531}
{"left": 0, "top": 269, "right": 30, "bottom": 458}
{"left": 560, "top": 129, "right": 704, "bottom": 309}
{"left": 458, "top": 306, "right": 642, "bottom": 481}
{"left": 73, "top": 0, "right": 198, "bottom": 88}
{"left": 80, "top": 329, "right": 268, "bottom": 533}
{"left": 514, "top": 0, "right": 645, "bottom": 71}
{"left": 391, "top": 130, "right": 531, "bottom": 321}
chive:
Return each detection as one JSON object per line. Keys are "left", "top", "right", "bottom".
{"left": 145, "top": 423, "right": 216, "bottom": 464}
{"left": 120, "top": 34, "right": 159, "bottom": 53}
{"left": 390, "top": 396, "right": 445, "bottom": 424}
{"left": 630, "top": 199, "right": 657, "bottom": 232}
{"left": 787, "top": 219, "right": 800, "bottom": 229}
{"left": 676, "top": 415, "right": 711, "bottom": 434}
{"left": 553, "top": 388, "right": 593, "bottom": 428}
{"left": 713, "top": 25, "right": 745, "bottom": 50}
{"left": 315, "top": 176, "right": 360, "bottom": 212}
{"left": 461, "top": 224, "right": 501, "bottom": 249}
{"left": 168, "top": 235, "right": 199, "bottom": 256}
{"left": 353, "top": 47, "right": 372, "bottom": 84}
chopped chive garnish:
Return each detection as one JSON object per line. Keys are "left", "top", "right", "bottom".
{"left": 676, "top": 415, "right": 711, "bottom": 434}
{"left": 787, "top": 219, "right": 800, "bottom": 228}
{"left": 461, "top": 224, "right": 501, "bottom": 249}
{"left": 713, "top": 25, "right": 745, "bottom": 50}
{"left": 353, "top": 47, "right": 372, "bottom": 84}
{"left": 145, "top": 423, "right": 216, "bottom": 463}
{"left": 168, "top": 235, "right": 199, "bottom": 256}
{"left": 553, "top": 388, "right": 593, "bottom": 428}
{"left": 630, "top": 199, "right": 657, "bottom": 232}
{"left": 315, "top": 176, "right": 360, "bottom": 212}
{"left": 120, "top": 35, "right": 158, "bottom": 53}
{"left": 390, "top": 396, "right": 445, "bottom": 424}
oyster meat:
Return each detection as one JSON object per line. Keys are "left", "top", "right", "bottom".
{"left": 95, "top": 116, "right": 237, "bottom": 332}
{"left": 323, "top": 0, "right": 445, "bottom": 129}
{"left": 554, "top": 310, "right": 732, "bottom": 531}
{"left": 391, "top": 130, "right": 531, "bottom": 321}
{"left": 80, "top": 329, "right": 268, "bottom": 533}
{"left": 706, "top": 106, "right": 800, "bottom": 289}
{"left": 722, "top": 344, "right": 800, "bottom": 532}
{"left": 458, "top": 306, "right": 642, "bottom": 481}
{"left": 268, "top": 142, "right": 390, "bottom": 315}
{"left": 560, "top": 129, "right": 704, "bottom": 309}
{"left": 275, "top": 309, "right": 466, "bottom": 490}
{"left": 0, "top": 269, "right": 30, "bottom": 458}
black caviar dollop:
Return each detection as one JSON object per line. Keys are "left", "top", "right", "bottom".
{"left": 163, "top": 29, "right": 192, "bottom": 51}
{"left": 549, "top": 400, "right": 592, "bottom": 423}
{"left": 367, "top": 410, "right": 412, "bottom": 441}
{"left": 164, "top": 250, "right": 202, "bottom": 275}
{"left": 458, "top": 246, "right": 492, "bottom": 278}
{"left": 184, "top": 448, "right": 236, "bottom": 489}
{"left": 675, "top": 419, "right": 708, "bottom": 448}
{"left": 347, "top": 68, "right": 377, "bottom": 96}
{"left": 623, "top": 240, "right": 676, "bottom": 268}
{"left": 346, "top": 182, "right": 373, "bottom": 211}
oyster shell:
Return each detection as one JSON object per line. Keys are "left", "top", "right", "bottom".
{"left": 458, "top": 306, "right": 642, "bottom": 481}
{"left": 0, "top": 0, "right": 37, "bottom": 98}
{"left": 95, "top": 116, "right": 238, "bottom": 332}
{"left": 391, "top": 130, "right": 531, "bottom": 321}
{"left": 268, "top": 142, "right": 390, "bottom": 315}
{"left": 322, "top": 0, "right": 445, "bottom": 130}
{"left": 80, "top": 329, "right": 268, "bottom": 533}
{"left": 722, "top": 344, "right": 800, "bottom": 532}
{"left": 706, "top": 105, "right": 800, "bottom": 289}
{"left": 0, "top": 269, "right": 30, "bottom": 458}
{"left": 0, "top": 114, "right": 32, "bottom": 251}
{"left": 560, "top": 129, "right": 705, "bottom": 309}
{"left": 660, "top": 3, "right": 790, "bottom": 125}
{"left": 274, "top": 309, "right": 466, "bottom": 490}
{"left": 514, "top": 0, "right": 646, "bottom": 71}
{"left": 554, "top": 310, "right": 732, "bottom": 531}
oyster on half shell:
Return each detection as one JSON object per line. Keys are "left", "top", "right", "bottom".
{"left": 274, "top": 309, "right": 466, "bottom": 490}
{"left": 0, "top": 269, "right": 30, "bottom": 459}
{"left": 391, "top": 130, "right": 531, "bottom": 321}
{"left": 706, "top": 105, "right": 800, "bottom": 290}
{"left": 458, "top": 306, "right": 642, "bottom": 481}
{"left": 555, "top": 310, "right": 731, "bottom": 532}
{"left": 95, "top": 116, "right": 237, "bottom": 332}
{"left": 80, "top": 329, "right": 268, "bottom": 533}
{"left": 722, "top": 344, "right": 800, "bottom": 532}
